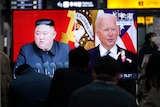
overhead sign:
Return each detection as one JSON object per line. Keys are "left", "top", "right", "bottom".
{"left": 137, "top": 16, "right": 153, "bottom": 24}
{"left": 107, "top": 0, "right": 160, "bottom": 9}
{"left": 54, "top": 0, "right": 98, "bottom": 9}
{"left": 11, "top": 0, "right": 45, "bottom": 9}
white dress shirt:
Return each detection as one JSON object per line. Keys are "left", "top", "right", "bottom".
{"left": 99, "top": 43, "right": 118, "bottom": 59}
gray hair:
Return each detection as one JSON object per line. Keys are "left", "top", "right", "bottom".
{"left": 95, "top": 13, "right": 117, "bottom": 30}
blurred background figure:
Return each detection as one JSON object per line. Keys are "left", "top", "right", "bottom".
{"left": 8, "top": 64, "right": 52, "bottom": 107}
{"left": 69, "top": 56, "right": 136, "bottom": 107}
{"left": 137, "top": 51, "right": 160, "bottom": 107}
{"left": 0, "top": 51, "right": 12, "bottom": 107}
{"left": 46, "top": 47, "right": 93, "bottom": 107}
{"left": 138, "top": 32, "right": 158, "bottom": 70}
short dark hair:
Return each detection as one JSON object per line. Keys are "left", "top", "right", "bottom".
{"left": 69, "top": 47, "right": 90, "bottom": 67}
{"left": 15, "top": 64, "right": 31, "bottom": 76}
{"left": 35, "top": 19, "right": 54, "bottom": 27}
{"left": 145, "top": 32, "right": 156, "bottom": 42}
{"left": 93, "top": 56, "right": 120, "bottom": 77}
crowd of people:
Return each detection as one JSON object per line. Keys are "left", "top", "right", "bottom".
{"left": 1, "top": 13, "right": 160, "bottom": 107}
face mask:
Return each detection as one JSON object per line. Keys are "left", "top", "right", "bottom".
{"left": 151, "top": 36, "right": 156, "bottom": 42}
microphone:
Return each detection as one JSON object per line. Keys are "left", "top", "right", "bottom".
{"left": 56, "top": 62, "right": 63, "bottom": 69}
{"left": 64, "top": 62, "right": 69, "bottom": 68}
{"left": 50, "top": 62, "right": 56, "bottom": 76}
{"left": 43, "top": 62, "right": 49, "bottom": 75}
{"left": 36, "top": 63, "right": 42, "bottom": 73}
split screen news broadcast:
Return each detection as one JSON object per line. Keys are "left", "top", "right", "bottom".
{"left": 12, "top": 9, "right": 138, "bottom": 80}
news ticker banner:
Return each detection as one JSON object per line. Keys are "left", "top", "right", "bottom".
{"left": 120, "top": 73, "right": 138, "bottom": 79}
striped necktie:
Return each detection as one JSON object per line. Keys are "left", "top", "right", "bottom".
{"left": 106, "top": 51, "right": 111, "bottom": 56}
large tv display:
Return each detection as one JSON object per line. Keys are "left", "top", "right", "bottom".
{"left": 12, "top": 9, "right": 137, "bottom": 79}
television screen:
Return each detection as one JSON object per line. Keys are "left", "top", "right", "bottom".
{"left": 12, "top": 9, "right": 137, "bottom": 79}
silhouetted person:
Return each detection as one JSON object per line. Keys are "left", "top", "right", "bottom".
{"left": 138, "top": 32, "right": 158, "bottom": 69}
{"left": 8, "top": 64, "right": 52, "bottom": 107}
{"left": 0, "top": 51, "right": 12, "bottom": 107}
{"left": 69, "top": 56, "right": 136, "bottom": 107}
{"left": 137, "top": 51, "right": 160, "bottom": 107}
{"left": 46, "top": 47, "right": 93, "bottom": 107}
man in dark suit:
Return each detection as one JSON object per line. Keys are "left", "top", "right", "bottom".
{"left": 13, "top": 19, "right": 70, "bottom": 78}
{"left": 88, "top": 13, "right": 138, "bottom": 96}
{"left": 46, "top": 47, "right": 93, "bottom": 107}
{"left": 8, "top": 64, "right": 52, "bottom": 107}
{"left": 69, "top": 56, "right": 137, "bottom": 107}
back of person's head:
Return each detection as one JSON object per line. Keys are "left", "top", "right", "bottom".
{"left": 93, "top": 56, "right": 120, "bottom": 77}
{"left": 69, "top": 47, "right": 90, "bottom": 68}
{"left": 15, "top": 64, "right": 31, "bottom": 76}
{"left": 145, "top": 32, "right": 156, "bottom": 43}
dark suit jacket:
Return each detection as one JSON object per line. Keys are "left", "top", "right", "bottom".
{"left": 46, "top": 67, "right": 93, "bottom": 107}
{"left": 8, "top": 68, "right": 52, "bottom": 107}
{"left": 69, "top": 76, "right": 137, "bottom": 107}
{"left": 88, "top": 45, "right": 138, "bottom": 96}
{"left": 14, "top": 40, "right": 70, "bottom": 77}
{"left": 88, "top": 45, "right": 138, "bottom": 74}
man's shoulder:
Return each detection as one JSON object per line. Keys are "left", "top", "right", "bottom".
{"left": 54, "top": 41, "right": 70, "bottom": 50}
{"left": 88, "top": 46, "right": 99, "bottom": 53}
{"left": 21, "top": 42, "right": 34, "bottom": 48}
{"left": 55, "top": 40, "right": 69, "bottom": 46}
{"left": 125, "top": 49, "right": 137, "bottom": 57}
{"left": 118, "top": 46, "right": 137, "bottom": 56}
{"left": 55, "top": 68, "right": 86, "bottom": 75}
{"left": 71, "top": 82, "right": 93, "bottom": 95}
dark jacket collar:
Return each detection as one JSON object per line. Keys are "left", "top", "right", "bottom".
{"left": 33, "top": 41, "right": 58, "bottom": 57}
{"left": 94, "top": 75, "right": 116, "bottom": 84}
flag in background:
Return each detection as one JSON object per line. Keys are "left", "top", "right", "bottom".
{"left": 95, "top": 9, "right": 137, "bottom": 54}
{"left": 74, "top": 10, "right": 97, "bottom": 50}
{"left": 74, "top": 9, "right": 137, "bottom": 54}
{"left": 13, "top": 10, "right": 74, "bottom": 62}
